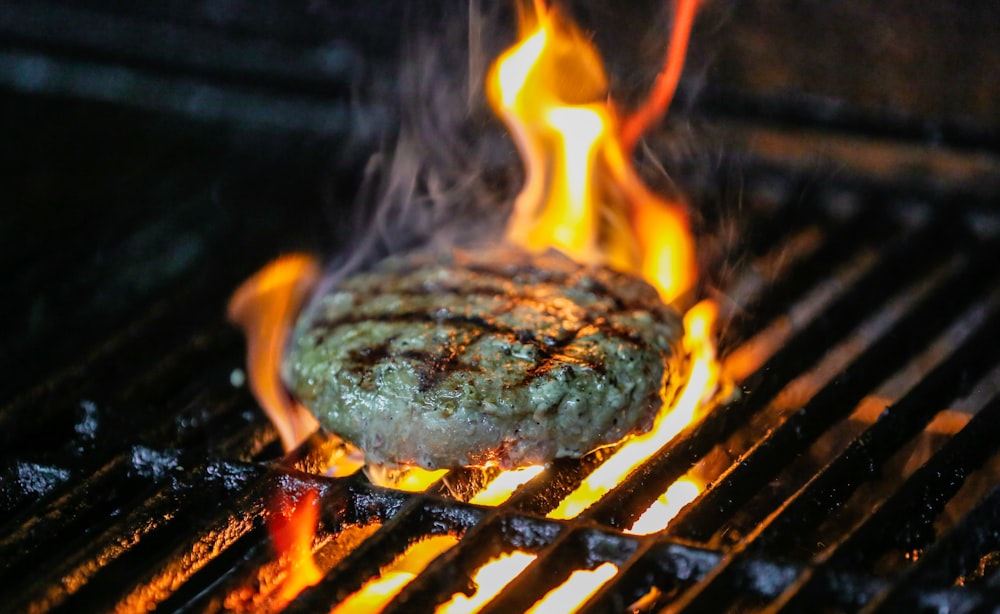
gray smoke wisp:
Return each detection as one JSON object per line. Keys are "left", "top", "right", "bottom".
{"left": 311, "top": 2, "right": 521, "bottom": 308}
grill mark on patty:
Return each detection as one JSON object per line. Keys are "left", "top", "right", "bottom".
{"left": 320, "top": 273, "right": 666, "bottom": 342}
{"left": 524, "top": 323, "right": 607, "bottom": 379}
{"left": 347, "top": 340, "right": 394, "bottom": 367}
{"left": 460, "top": 261, "right": 573, "bottom": 284}
{"left": 353, "top": 322, "right": 609, "bottom": 390}
{"left": 398, "top": 330, "right": 487, "bottom": 393}
{"left": 314, "top": 309, "right": 655, "bottom": 351}
{"left": 307, "top": 249, "right": 678, "bottom": 401}
{"left": 455, "top": 261, "right": 663, "bottom": 314}
{"left": 313, "top": 307, "right": 658, "bottom": 390}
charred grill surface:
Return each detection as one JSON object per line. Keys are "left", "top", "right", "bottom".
{"left": 286, "top": 246, "right": 686, "bottom": 469}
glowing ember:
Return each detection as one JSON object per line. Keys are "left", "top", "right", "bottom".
{"left": 627, "top": 477, "right": 701, "bottom": 535}
{"left": 468, "top": 465, "right": 544, "bottom": 506}
{"left": 227, "top": 254, "right": 323, "bottom": 451}
{"left": 487, "top": 0, "right": 697, "bottom": 303}
{"left": 525, "top": 561, "right": 618, "bottom": 613}
{"left": 331, "top": 535, "right": 459, "bottom": 613}
{"left": 549, "top": 300, "right": 717, "bottom": 519}
{"left": 436, "top": 551, "right": 538, "bottom": 614}
{"left": 266, "top": 487, "right": 323, "bottom": 607}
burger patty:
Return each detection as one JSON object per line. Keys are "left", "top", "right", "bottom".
{"left": 284, "top": 246, "right": 686, "bottom": 469}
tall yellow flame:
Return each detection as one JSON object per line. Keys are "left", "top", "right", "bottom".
{"left": 487, "top": 2, "right": 696, "bottom": 303}
{"left": 487, "top": 0, "right": 715, "bottom": 527}
{"left": 227, "top": 254, "right": 323, "bottom": 451}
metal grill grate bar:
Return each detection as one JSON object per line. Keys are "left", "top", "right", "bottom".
{"left": 773, "top": 392, "right": 1000, "bottom": 611}
{"left": 659, "top": 276, "right": 1000, "bottom": 610}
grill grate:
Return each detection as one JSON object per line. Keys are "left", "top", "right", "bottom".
{"left": 3, "top": 157, "right": 1000, "bottom": 612}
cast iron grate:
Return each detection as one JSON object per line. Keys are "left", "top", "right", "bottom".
{"left": 2, "top": 161, "right": 1000, "bottom": 612}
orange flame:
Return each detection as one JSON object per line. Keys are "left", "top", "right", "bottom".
{"left": 468, "top": 465, "right": 544, "bottom": 506}
{"left": 526, "top": 562, "right": 618, "bottom": 613}
{"left": 627, "top": 477, "right": 701, "bottom": 535}
{"left": 227, "top": 254, "right": 322, "bottom": 451}
{"left": 365, "top": 464, "right": 449, "bottom": 493}
{"left": 330, "top": 535, "right": 459, "bottom": 613}
{"left": 487, "top": 0, "right": 698, "bottom": 303}
{"left": 436, "top": 551, "right": 537, "bottom": 614}
{"left": 266, "top": 487, "right": 323, "bottom": 607}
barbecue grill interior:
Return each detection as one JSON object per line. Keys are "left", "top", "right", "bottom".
{"left": 4, "top": 1, "right": 1000, "bottom": 612}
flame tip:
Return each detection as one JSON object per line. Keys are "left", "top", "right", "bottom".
{"left": 489, "top": 0, "right": 698, "bottom": 302}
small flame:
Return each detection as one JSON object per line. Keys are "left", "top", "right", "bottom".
{"left": 436, "top": 551, "right": 538, "bottom": 614}
{"left": 266, "top": 487, "right": 323, "bottom": 607}
{"left": 526, "top": 561, "right": 618, "bottom": 614}
{"left": 468, "top": 465, "right": 544, "bottom": 506}
{"left": 627, "top": 477, "right": 701, "bottom": 535}
{"left": 368, "top": 463, "right": 542, "bottom": 503}
{"left": 549, "top": 301, "right": 717, "bottom": 519}
{"left": 227, "top": 254, "right": 322, "bottom": 451}
{"left": 331, "top": 535, "right": 459, "bottom": 613}
{"left": 488, "top": 0, "right": 698, "bottom": 303}
{"left": 366, "top": 464, "right": 449, "bottom": 493}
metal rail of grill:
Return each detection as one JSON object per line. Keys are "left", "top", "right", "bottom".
{"left": 3, "top": 161, "right": 1000, "bottom": 612}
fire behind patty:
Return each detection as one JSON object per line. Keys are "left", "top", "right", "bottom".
{"left": 284, "top": 246, "right": 687, "bottom": 470}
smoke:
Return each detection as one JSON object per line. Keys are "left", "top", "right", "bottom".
{"left": 316, "top": 1, "right": 522, "bottom": 293}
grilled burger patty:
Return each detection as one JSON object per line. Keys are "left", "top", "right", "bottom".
{"left": 285, "top": 246, "right": 686, "bottom": 469}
